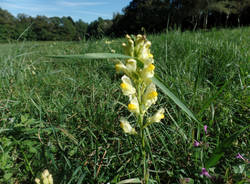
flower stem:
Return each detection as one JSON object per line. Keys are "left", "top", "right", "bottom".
{"left": 139, "top": 114, "right": 148, "bottom": 184}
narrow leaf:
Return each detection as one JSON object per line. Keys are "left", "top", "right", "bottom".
{"left": 48, "top": 53, "right": 132, "bottom": 59}
{"left": 205, "top": 125, "right": 249, "bottom": 169}
{"left": 219, "top": 125, "right": 249, "bottom": 150}
{"left": 152, "top": 75, "right": 199, "bottom": 124}
{"left": 198, "top": 78, "right": 231, "bottom": 118}
{"left": 205, "top": 152, "right": 225, "bottom": 169}
{"left": 117, "top": 178, "right": 141, "bottom": 184}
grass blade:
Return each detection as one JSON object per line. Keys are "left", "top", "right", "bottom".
{"left": 117, "top": 178, "right": 141, "bottom": 184}
{"left": 152, "top": 75, "right": 199, "bottom": 124}
{"left": 48, "top": 53, "right": 132, "bottom": 59}
{"left": 205, "top": 125, "right": 249, "bottom": 169}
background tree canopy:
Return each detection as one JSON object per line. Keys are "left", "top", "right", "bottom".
{"left": 0, "top": 0, "right": 250, "bottom": 41}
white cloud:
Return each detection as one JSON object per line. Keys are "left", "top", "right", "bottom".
{"left": 59, "top": 1, "right": 108, "bottom": 7}
{"left": 0, "top": 0, "right": 113, "bottom": 22}
{"left": 75, "top": 10, "right": 109, "bottom": 17}
{"left": 1, "top": 2, "right": 57, "bottom": 12}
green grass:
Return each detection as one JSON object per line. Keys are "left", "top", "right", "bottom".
{"left": 0, "top": 27, "right": 249, "bottom": 184}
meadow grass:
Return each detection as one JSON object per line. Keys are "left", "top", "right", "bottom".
{"left": 0, "top": 27, "right": 249, "bottom": 183}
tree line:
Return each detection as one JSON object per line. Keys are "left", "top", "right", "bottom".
{"left": 0, "top": 0, "right": 250, "bottom": 41}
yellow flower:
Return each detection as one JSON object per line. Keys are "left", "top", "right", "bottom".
{"left": 120, "top": 75, "right": 136, "bottom": 96}
{"left": 115, "top": 59, "right": 136, "bottom": 76}
{"left": 141, "top": 63, "right": 155, "bottom": 81}
{"left": 147, "top": 108, "right": 165, "bottom": 123}
{"left": 115, "top": 62, "right": 126, "bottom": 73}
{"left": 128, "top": 97, "right": 140, "bottom": 114}
{"left": 120, "top": 118, "right": 137, "bottom": 134}
{"left": 125, "top": 58, "right": 137, "bottom": 73}
{"left": 142, "top": 83, "right": 158, "bottom": 110}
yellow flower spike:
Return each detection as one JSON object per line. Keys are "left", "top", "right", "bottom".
{"left": 128, "top": 97, "right": 140, "bottom": 114}
{"left": 142, "top": 83, "right": 158, "bottom": 110}
{"left": 120, "top": 75, "right": 136, "bottom": 96}
{"left": 120, "top": 118, "right": 137, "bottom": 135}
{"left": 147, "top": 108, "right": 165, "bottom": 124}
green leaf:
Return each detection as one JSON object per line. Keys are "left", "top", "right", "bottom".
{"left": 219, "top": 125, "right": 249, "bottom": 150}
{"left": 152, "top": 75, "right": 199, "bottom": 124}
{"left": 198, "top": 78, "right": 231, "bottom": 118}
{"left": 233, "top": 164, "right": 245, "bottom": 174}
{"left": 48, "top": 53, "right": 132, "bottom": 59}
{"left": 205, "top": 125, "right": 249, "bottom": 169}
{"left": 117, "top": 178, "right": 141, "bottom": 184}
{"left": 4, "top": 173, "right": 12, "bottom": 180}
{"left": 205, "top": 152, "right": 225, "bottom": 169}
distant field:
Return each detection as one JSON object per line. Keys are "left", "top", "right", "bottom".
{"left": 0, "top": 27, "right": 249, "bottom": 183}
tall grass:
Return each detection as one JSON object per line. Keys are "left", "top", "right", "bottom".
{"left": 0, "top": 27, "right": 249, "bottom": 183}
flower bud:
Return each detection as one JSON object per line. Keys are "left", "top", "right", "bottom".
{"left": 115, "top": 62, "right": 126, "bottom": 73}
{"left": 120, "top": 118, "right": 136, "bottom": 134}
{"left": 126, "top": 59, "right": 137, "bottom": 72}
{"left": 35, "top": 178, "right": 41, "bottom": 184}
{"left": 147, "top": 108, "right": 165, "bottom": 123}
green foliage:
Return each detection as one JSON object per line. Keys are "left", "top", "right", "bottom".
{"left": 0, "top": 27, "right": 249, "bottom": 183}
{"left": 1, "top": 1, "right": 250, "bottom": 41}
{"left": 205, "top": 125, "right": 250, "bottom": 169}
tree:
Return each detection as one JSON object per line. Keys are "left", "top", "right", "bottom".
{"left": 75, "top": 19, "right": 88, "bottom": 40}
{"left": 16, "top": 14, "right": 36, "bottom": 40}
{"left": 61, "top": 16, "right": 76, "bottom": 41}
{"left": 87, "top": 17, "right": 112, "bottom": 39}
{"left": 0, "top": 8, "right": 17, "bottom": 41}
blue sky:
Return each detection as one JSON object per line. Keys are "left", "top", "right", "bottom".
{"left": 0, "top": 0, "right": 132, "bottom": 23}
